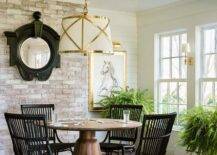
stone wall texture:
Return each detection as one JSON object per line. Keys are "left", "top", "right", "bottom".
{"left": 0, "top": 0, "right": 87, "bottom": 154}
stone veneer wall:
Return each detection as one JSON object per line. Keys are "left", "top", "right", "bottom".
{"left": 0, "top": 0, "right": 87, "bottom": 154}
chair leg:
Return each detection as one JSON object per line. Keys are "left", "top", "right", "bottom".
{"left": 70, "top": 148, "right": 73, "bottom": 155}
{"left": 121, "top": 148, "right": 124, "bottom": 155}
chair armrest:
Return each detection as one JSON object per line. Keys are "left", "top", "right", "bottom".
{"left": 123, "top": 144, "right": 136, "bottom": 150}
{"left": 142, "top": 133, "right": 171, "bottom": 140}
{"left": 54, "top": 129, "right": 64, "bottom": 143}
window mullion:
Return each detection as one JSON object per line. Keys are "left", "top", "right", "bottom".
{"left": 167, "top": 82, "right": 170, "bottom": 113}
{"left": 179, "top": 35, "right": 182, "bottom": 79}
{"left": 199, "top": 29, "right": 204, "bottom": 105}
{"left": 213, "top": 82, "right": 216, "bottom": 105}
{"left": 215, "top": 28, "right": 217, "bottom": 77}
{"left": 157, "top": 81, "right": 160, "bottom": 113}
{"left": 159, "top": 79, "right": 187, "bottom": 82}
{"left": 177, "top": 82, "right": 180, "bottom": 124}
{"left": 170, "top": 36, "right": 172, "bottom": 79}
{"left": 159, "top": 36, "right": 162, "bottom": 78}
{"left": 199, "top": 80, "right": 203, "bottom": 105}
{"left": 201, "top": 30, "right": 205, "bottom": 79}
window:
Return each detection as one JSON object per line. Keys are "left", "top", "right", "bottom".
{"left": 199, "top": 25, "right": 217, "bottom": 108}
{"left": 156, "top": 31, "right": 187, "bottom": 126}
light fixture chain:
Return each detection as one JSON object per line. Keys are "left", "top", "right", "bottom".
{"left": 83, "top": 0, "right": 88, "bottom": 15}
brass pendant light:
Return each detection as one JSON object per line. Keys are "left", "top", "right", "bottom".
{"left": 59, "top": 0, "right": 113, "bottom": 55}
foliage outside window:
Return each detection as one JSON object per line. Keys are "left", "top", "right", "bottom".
{"left": 199, "top": 25, "right": 217, "bottom": 108}
{"left": 156, "top": 31, "right": 187, "bottom": 126}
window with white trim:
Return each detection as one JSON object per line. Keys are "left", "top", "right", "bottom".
{"left": 199, "top": 25, "right": 217, "bottom": 108}
{"left": 156, "top": 31, "right": 187, "bottom": 126}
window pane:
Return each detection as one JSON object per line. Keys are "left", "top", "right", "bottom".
{"left": 159, "top": 104, "right": 167, "bottom": 114}
{"left": 172, "top": 58, "right": 179, "bottom": 78}
{"left": 181, "top": 33, "right": 187, "bottom": 44}
{"left": 181, "top": 33, "right": 187, "bottom": 56}
{"left": 180, "top": 57, "right": 187, "bottom": 78}
{"left": 159, "top": 82, "right": 168, "bottom": 104}
{"left": 215, "top": 82, "right": 217, "bottom": 105}
{"left": 202, "top": 82, "right": 214, "bottom": 106}
{"left": 179, "top": 82, "right": 187, "bottom": 105}
{"left": 168, "top": 104, "right": 178, "bottom": 113}
{"left": 161, "top": 36, "right": 170, "bottom": 58}
{"left": 178, "top": 105, "right": 187, "bottom": 125}
{"left": 169, "top": 82, "right": 178, "bottom": 104}
{"left": 161, "top": 59, "right": 170, "bottom": 78}
{"left": 172, "top": 35, "right": 180, "bottom": 57}
{"left": 204, "top": 29, "right": 215, "bottom": 53}
{"left": 179, "top": 105, "right": 187, "bottom": 114}
{"left": 204, "top": 54, "right": 216, "bottom": 78}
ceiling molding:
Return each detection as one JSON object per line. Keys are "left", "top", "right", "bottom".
{"left": 137, "top": 0, "right": 205, "bottom": 15}
{"left": 56, "top": 0, "right": 183, "bottom": 12}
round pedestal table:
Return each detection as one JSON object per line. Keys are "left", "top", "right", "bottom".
{"left": 47, "top": 118, "right": 142, "bottom": 155}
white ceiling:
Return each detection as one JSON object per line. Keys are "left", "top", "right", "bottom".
{"left": 60, "top": 0, "right": 182, "bottom": 12}
{"left": 89, "top": 0, "right": 182, "bottom": 12}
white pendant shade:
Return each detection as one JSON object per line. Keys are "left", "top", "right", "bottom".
{"left": 59, "top": 14, "right": 113, "bottom": 54}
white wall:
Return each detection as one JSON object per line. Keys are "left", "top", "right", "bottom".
{"left": 89, "top": 8, "right": 138, "bottom": 88}
{"left": 86, "top": 8, "right": 138, "bottom": 141}
{"left": 137, "top": 0, "right": 217, "bottom": 154}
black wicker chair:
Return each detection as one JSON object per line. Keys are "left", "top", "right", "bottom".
{"left": 21, "top": 104, "right": 74, "bottom": 154}
{"left": 100, "top": 104, "right": 143, "bottom": 155}
{"left": 5, "top": 113, "right": 54, "bottom": 155}
{"left": 136, "top": 112, "right": 177, "bottom": 155}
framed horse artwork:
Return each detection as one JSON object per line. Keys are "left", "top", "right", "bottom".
{"left": 88, "top": 51, "right": 127, "bottom": 111}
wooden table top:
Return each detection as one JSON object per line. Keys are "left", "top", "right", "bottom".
{"left": 47, "top": 118, "right": 142, "bottom": 131}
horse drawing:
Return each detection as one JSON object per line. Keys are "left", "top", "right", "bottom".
{"left": 98, "top": 60, "right": 119, "bottom": 97}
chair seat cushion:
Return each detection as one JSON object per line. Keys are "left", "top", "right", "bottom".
{"left": 100, "top": 143, "right": 124, "bottom": 151}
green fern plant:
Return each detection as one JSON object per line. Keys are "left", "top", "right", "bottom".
{"left": 180, "top": 107, "right": 217, "bottom": 155}
{"left": 97, "top": 88, "right": 154, "bottom": 117}
{"left": 207, "top": 110, "right": 217, "bottom": 155}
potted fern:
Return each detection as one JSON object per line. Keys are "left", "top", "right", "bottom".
{"left": 97, "top": 88, "right": 154, "bottom": 117}
{"left": 180, "top": 107, "right": 217, "bottom": 155}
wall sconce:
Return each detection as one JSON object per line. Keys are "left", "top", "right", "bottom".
{"left": 181, "top": 43, "right": 194, "bottom": 65}
{"left": 112, "top": 41, "right": 125, "bottom": 52}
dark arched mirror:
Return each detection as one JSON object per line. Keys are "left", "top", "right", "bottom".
{"left": 4, "top": 12, "right": 60, "bottom": 81}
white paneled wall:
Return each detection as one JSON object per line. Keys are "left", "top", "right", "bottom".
{"left": 90, "top": 9, "right": 138, "bottom": 88}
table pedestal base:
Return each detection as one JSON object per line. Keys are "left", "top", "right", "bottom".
{"left": 74, "top": 131, "right": 102, "bottom": 155}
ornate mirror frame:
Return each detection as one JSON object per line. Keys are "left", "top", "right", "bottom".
{"left": 4, "top": 11, "right": 60, "bottom": 81}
